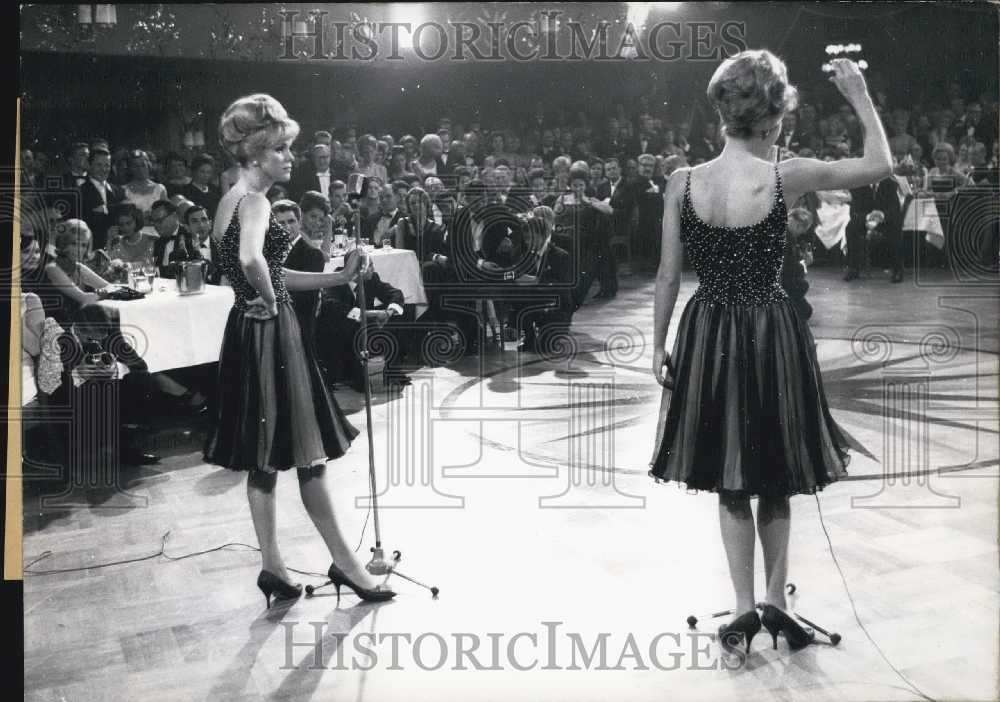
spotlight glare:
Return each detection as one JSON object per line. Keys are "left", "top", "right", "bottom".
{"left": 390, "top": 3, "right": 427, "bottom": 50}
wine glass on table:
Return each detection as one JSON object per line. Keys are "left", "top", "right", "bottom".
{"left": 142, "top": 257, "right": 157, "bottom": 293}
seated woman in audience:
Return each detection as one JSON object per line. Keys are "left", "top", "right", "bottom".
{"left": 181, "top": 153, "right": 221, "bottom": 217}
{"left": 23, "top": 219, "right": 109, "bottom": 326}
{"left": 392, "top": 187, "right": 448, "bottom": 261}
{"left": 955, "top": 142, "right": 974, "bottom": 177}
{"left": 386, "top": 144, "right": 410, "bottom": 180}
{"left": 410, "top": 134, "right": 444, "bottom": 181}
{"left": 106, "top": 203, "right": 156, "bottom": 267}
{"left": 299, "top": 190, "right": 335, "bottom": 260}
{"left": 122, "top": 149, "right": 169, "bottom": 215}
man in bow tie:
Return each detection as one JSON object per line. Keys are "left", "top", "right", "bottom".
{"left": 510, "top": 207, "right": 575, "bottom": 352}
{"left": 150, "top": 199, "right": 202, "bottom": 277}
{"left": 76, "top": 146, "right": 124, "bottom": 250}
{"left": 316, "top": 249, "right": 409, "bottom": 389}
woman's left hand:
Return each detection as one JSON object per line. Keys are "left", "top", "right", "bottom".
{"left": 653, "top": 348, "right": 675, "bottom": 388}
{"left": 245, "top": 296, "right": 278, "bottom": 320}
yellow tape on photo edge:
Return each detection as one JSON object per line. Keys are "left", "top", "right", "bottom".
{"left": 5, "top": 97, "right": 24, "bottom": 580}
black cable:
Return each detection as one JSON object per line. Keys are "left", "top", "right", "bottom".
{"left": 23, "top": 531, "right": 327, "bottom": 579}
{"left": 813, "top": 493, "right": 938, "bottom": 702}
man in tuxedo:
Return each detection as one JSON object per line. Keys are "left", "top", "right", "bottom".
{"left": 510, "top": 210, "right": 576, "bottom": 352}
{"left": 316, "top": 249, "right": 408, "bottom": 389}
{"left": 778, "top": 112, "right": 802, "bottom": 153}
{"left": 628, "top": 114, "right": 662, "bottom": 158}
{"left": 493, "top": 165, "right": 532, "bottom": 213}
{"left": 364, "top": 186, "right": 404, "bottom": 244}
{"left": 273, "top": 199, "right": 327, "bottom": 345}
{"left": 592, "top": 157, "right": 629, "bottom": 298}
{"left": 844, "top": 177, "right": 904, "bottom": 283}
{"left": 290, "top": 144, "right": 334, "bottom": 201}
{"left": 183, "top": 204, "right": 222, "bottom": 285}
{"left": 76, "top": 146, "right": 123, "bottom": 250}
{"left": 632, "top": 154, "right": 665, "bottom": 271}
{"left": 149, "top": 200, "right": 202, "bottom": 277}
{"left": 62, "top": 142, "right": 90, "bottom": 191}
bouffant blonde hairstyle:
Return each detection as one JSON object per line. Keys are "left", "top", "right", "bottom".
{"left": 707, "top": 50, "right": 799, "bottom": 140}
{"left": 219, "top": 94, "right": 300, "bottom": 166}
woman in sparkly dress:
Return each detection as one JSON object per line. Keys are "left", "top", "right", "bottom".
{"left": 205, "top": 94, "right": 394, "bottom": 608}
{"left": 649, "top": 53, "right": 892, "bottom": 653}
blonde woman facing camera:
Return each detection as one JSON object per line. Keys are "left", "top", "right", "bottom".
{"left": 648, "top": 52, "right": 891, "bottom": 656}
{"left": 203, "top": 94, "right": 394, "bottom": 608}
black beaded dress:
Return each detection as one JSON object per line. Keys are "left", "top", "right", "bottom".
{"left": 204, "top": 194, "right": 358, "bottom": 472}
{"left": 649, "top": 165, "right": 850, "bottom": 496}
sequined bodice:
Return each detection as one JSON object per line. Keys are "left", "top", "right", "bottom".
{"left": 217, "top": 195, "right": 292, "bottom": 310}
{"left": 680, "top": 166, "right": 789, "bottom": 306}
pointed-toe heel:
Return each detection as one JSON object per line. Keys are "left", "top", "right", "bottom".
{"left": 717, "top": 610, "right": 762, "bottom": 655}
{"left": 257, "top": 570, "right": 303, "bottom": 609}
{"left": 759, "top": 604, "right": 815, "bottom": 650}
{"left": 326, "top": 563, "right": 396, "bottom": 603}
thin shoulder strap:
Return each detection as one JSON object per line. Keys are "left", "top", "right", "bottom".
{"left": 773, "top": 162, "right": 785, "bottom": 202}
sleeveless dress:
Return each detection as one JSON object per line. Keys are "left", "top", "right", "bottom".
{"left": 649, "top": 165, "right": 850, "bottom": 497}
{"left": 203, "top": 195, "right": 359, "bottom": 472}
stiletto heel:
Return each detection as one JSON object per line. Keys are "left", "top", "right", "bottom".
{"left": 257, "top": 570, "right": 303, "bottom": 609}
{"left": 323, "top": 563, "right": 396, "bottom": 603}
{"left": 717, "top": 610, "right": 762, "bottom": 655}
{"left": 759, "top": 604, "right": 815, "bottom": 650}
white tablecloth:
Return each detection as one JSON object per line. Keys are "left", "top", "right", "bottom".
{"left": 902, "top": 196, "right": 945, "bottom": 249}
{"left": 98, "top": 279, "right": 234, "bottom": 373}
{"left": 326, "top": 247, "right": 428, "bottom": 314}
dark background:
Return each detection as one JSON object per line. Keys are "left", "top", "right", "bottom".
{"left": 17, "top": 3, "right": 1000, "bottom": 156}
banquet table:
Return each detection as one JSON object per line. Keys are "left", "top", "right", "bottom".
{"left": 98, "top": 279, "right": 234, "bottom": 373}
{"left": 326, "top": 247, "right": 428, "bottom": 315}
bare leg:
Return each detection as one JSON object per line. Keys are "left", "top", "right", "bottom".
{"left": 719, "top": 492, "right": 756, "bottom": 614}
{"left": 247, "top": 471, "right": 291, "bottom": 581}
{"left": 757, "top": 495, "right": 791, "bottom": 610}
{"left": 297, "top": 465, "right": 380, "bottom": 589}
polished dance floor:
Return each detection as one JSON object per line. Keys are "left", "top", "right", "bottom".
{"left": 22, "top": 267, "right": 999, "bottom": 701}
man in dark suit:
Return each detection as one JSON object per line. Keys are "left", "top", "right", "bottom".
{"left": 316, "top": 249, "right": 408, "bottom": 389}
{"left": 844, "top": 177, "right": 904, "bottom": 283}
{"left": 628, "top": 115, "right": 662, "bottom": 159}
{"left": 510, "top": 212, "right": 576, "bottom": 352}
{"left": 632, "top": 154, "right": 665, "bottom": 271}
{"left": 777, "top": 112, "right": 803, "bottom": 153}
{"left": 76, "top": 146, "right": 124, "bottom": 250}
{"left": 272, "top": 200, "right": 326, "bottom": 343}
{"left": 290, "top": 144, "right": 335, "bottom": 201}
{"left": 592, "top": 157, "right": 629, "bottom": 298}
{"left": 149, "top": 200, "right": 202, "bottom": 277}
{"left": 362, "top": 186, "right": 405, "bottom": 242}
{"left": 62, "top": 141, "right": 90, "bottom": 191}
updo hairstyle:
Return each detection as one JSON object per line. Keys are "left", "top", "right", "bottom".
{"left": 219, "top": 94, "right": 300, "bottom": 166}
{"left": 707, "top": 50, "right": 799, "bottom": 140}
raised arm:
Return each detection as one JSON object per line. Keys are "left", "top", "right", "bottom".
{"left": 781, "top": 59, "right": 893, "bottom": 202}
{"left": 652, "top": 169, "right": 686, "bottom": 386}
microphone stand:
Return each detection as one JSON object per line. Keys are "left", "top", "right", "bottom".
{"left": 312, "top": 201, "right": 439, "bottom": 599}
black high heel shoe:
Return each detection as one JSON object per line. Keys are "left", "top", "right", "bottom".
{"left": 257, "top": 570, "right": 303, "bottom": 609}
{"left": 325, "top": 563, "right": 396, "bottom": 603}
{"left": 759, "top": 604, "right": 815, "bottom": 650}
{"left": 717, "top": 610, "right": 762, "bottom": 655}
